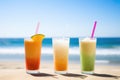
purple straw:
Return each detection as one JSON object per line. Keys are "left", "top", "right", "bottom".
{"left": 91, "top": 21, "right": 97, "bottom": 38}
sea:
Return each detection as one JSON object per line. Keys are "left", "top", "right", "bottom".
{"left": 0, "top": 37, "right": 120, "bottom": 65}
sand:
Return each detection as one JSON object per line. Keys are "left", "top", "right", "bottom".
{"left": 0, "top": 61, "right": 120, "bottom": 80}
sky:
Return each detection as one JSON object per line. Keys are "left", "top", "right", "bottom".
{"left": 0, "top": 0, "right": 120, "bottom": 38}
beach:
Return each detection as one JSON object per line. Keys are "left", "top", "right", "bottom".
{"left": 0, "top": 61, "right": 120, "bottom": 80}
{"left": 0, "top": 0, "right": 120, "bottom": 79}
{"left": 0, "top": 37, "right": 120, "bottom": 80}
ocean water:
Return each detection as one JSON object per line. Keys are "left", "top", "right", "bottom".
{"left": 0, "top": 37, "right": 120, "bottom": 64}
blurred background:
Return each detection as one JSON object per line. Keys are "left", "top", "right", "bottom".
{"left": 0, "top": 0, "right": 120, "bottom": 65}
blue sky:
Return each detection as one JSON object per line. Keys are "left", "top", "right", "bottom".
{"left": 0, "top": 0, "right": 120, "bottom": 37}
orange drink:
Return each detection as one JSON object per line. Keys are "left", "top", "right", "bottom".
{"left": 53, "top": 38, "right": 69, "bottom": 74}
{"left": 24, "top": 34, "right": 44, "bottom": 74}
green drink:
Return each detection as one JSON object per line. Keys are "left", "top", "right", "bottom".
{"left": 80, "top": 38, "right": 96, "bottom": 74}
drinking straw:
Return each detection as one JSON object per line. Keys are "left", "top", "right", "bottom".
{"left": 91, "top": 21, "right": 97, "bottom": 38}
{"left": 35, "top": 22, "right": 40, "bottom": 34}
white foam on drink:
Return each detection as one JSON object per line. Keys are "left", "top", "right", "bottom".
{"left": 81, "top": 37, "right": 96, "bottom": 42}
{"left": 53, "top": 38, "right": 69, "bottom": 47}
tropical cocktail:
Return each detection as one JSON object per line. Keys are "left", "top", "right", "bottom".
{"left": 24, "top": 34, "right": 45, "bottom": 74}
{"left": 53, "top": 38, "right": 69, "bottom": 74}
{"left": 80, "top": 38, "right": 96, "bottom": 74}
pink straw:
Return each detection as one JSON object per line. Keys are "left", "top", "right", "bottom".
{"left": 35, "top": 22, "right": 40, "bottom": 34}
{"left": 91, "top": 21, "right": 97, "bottom": 38}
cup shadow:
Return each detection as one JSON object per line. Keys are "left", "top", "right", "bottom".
{"left": 61, "top": 73, "right": 87, "bottom": 79}
{"left": 91, "top": 73, "right": 120, "bottom": 79}
{"left": 30, "top": 72, "right": 57, "bottom": 78}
